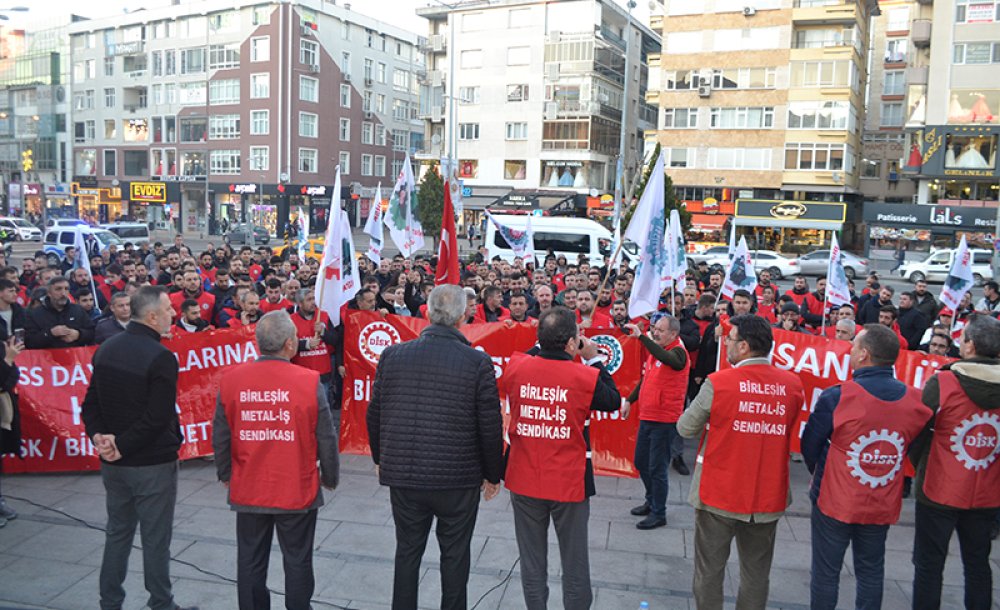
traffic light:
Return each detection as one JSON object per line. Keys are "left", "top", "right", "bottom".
{"left": 21, "top": 148, "right": 32, "bottom": 173}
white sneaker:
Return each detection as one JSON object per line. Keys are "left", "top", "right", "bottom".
{"left": 0, "top": 498, "right": 16, "bottom": 521}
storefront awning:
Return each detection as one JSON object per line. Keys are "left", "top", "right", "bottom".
{"left": 689, "top": 214, "right": 729, "bottom": 231}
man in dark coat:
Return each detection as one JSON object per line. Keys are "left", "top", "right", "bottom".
{"left": 0, "top": 336, "right": 23, "bottom": 527}
{"left": 367, "top": 284, "right": 504, "bottom": 610}
{"left": 24, "top": 277, "right": 96, "bottom": 348}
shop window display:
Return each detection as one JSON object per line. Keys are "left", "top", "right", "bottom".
{"left": 947, "top": 90, "right": 999, "bottom": 124}
{"left": 943, "top": 133, "right": 997, "bottom": 169}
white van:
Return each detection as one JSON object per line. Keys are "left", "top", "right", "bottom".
{"left": 0, "top": 217, "right": 41, "bottom": 241}
{"left": 100, "top": 222, "right": 150, "bottom": 247}
{"left": 485, "top": 215, "right": 632, "bottom": 267}
{"left": 898, "top": 248, "right": 994, "bottom": 285}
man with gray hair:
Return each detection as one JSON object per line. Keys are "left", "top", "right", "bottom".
{"left": 214, "top": 310, "right": 339, "bottom": 610}
{"left": 834, "top": 319, "right": 856, "bottom": 342}
{"left": 367, "top": 284, "right": 504, "bottom": 609}
{"left": 289, "top": 288, "right": 341, "bottom": 416}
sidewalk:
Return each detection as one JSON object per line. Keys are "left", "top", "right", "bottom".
{"left": 3, "top": 452, "right": 996, "bottom": 609}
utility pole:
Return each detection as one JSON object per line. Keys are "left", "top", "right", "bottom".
{"left": 613, "top": 1, "right": 636, "bottom": 231}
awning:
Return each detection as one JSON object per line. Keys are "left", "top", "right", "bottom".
{"left": 734, "top": 218, "right": 843, "bottom": 231}
{"left": 689, "top": 214, "right": 729, "bottom": 231}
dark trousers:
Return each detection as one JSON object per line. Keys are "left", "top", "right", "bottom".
{"left": 99, "top": 461, "right": 178, "bottom": 610}
{"left": 389, "top": 487, "right": 480, "bottom": 610}
{"left": 912, "top": 501, "right": 997, "bottom": 610}
{"left": 236, "top": 510, "right": 318, "bottom": 610}
{"left": 634, "top": 421, "right": 677, "bottom": 518}
{"left": 510, "top": 492, "right": 592, "bottom": 610}
{"left": 693, "top": 508, "right": 778, "bottom": 610}
{"left": 810, "top": 503, "right": 889, "bottom": 610}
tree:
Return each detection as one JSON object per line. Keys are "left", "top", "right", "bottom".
{"left": 416, "top": 162, "right": 445, "bottom": 242}
{"left": 622, "top": 143, "right": 690, "bottom": 234}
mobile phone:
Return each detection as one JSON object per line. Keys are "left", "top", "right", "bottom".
{"left": 578, "top": 338, "right": 585, "bottom": 350}
{"left": 13, "top": 329, "right": 24, "bottom": 343}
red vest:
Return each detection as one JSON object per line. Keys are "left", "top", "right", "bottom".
{"left": 818, "top": 381, "right": 932, "bottom": 524}
{"left": 801, "top": 293, "right": 829, "bottom": 333}
{"left": 700, "top": 364, "right": 804, "bottom": 514}
{"left": 169, "top": 290, "right": 215, "bottom": 322}
{"left": 785, "top": 289, "right": 809, "bottom": 307}
{"left": 757, "top": 304, "right": 777, "bottom": 325}
{"left": 260, "top": 297, "right": 292, "bottom": 314}
{"left": 576, "top": 310, "right": 613, "bottom": 330}
{"left": 248, "top": 264, "right": 263, "bottom": 282}
{"left": 290, "top": 310, "right": 332, "bottom": 375}
{"left": 923, "top": 371, "right": 1000, "bottom": 509}
{"left": 504, "top": 352, "right": 599, "bottom": 502}
{"left": 637, "top": 338, "right": 689, "bottom": 423}
{"left": 220, "top": 359, "right": 321, "bottom": 510}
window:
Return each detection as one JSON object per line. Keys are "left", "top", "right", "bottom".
{"left": 507, "top": 84, "right": 529, "bottom": 102}
{"left": 250, "top": 73, "right": 270, "bottom": 99}
{"left": 505, "top": 122, "right": 528, "bottom": 140}
{"left": 180, "top": 82, "right": 208, "bottom": 105}
{"left": 709, "top": 107, "right": 774, "bottom": 128}
{"left": 881, "top": 102, "right": 904, "bottom": 127}
{"left": 362, "top": 154, "right": 373, "bottom": 176}
{"left": 955, "top": 0, "right": 1000, "bottom": 23}
{"left": 709, "top": 67, "right": 777, "bottom": 89}
{"left": 300, "top": 112, "right": 318, "bottom": 138}
{"left": 886, "top": 39, "right": 908, "bottom": 63}
{"left": 181, "top": 152, "right": 206, "bottom": 176}
{"left": 787, "top": 101, "right": 852, "bottom": 130}
{"left": 509, "top": 7, "right": 531, "bottom": 27}
{"left": 339, "top": 118, "right": 350, "bottom": 141}
{"left": 339, "top": 151, "right": 350, "bottom": 174}
{"left": 74, "top": 121, "right": 95, "bottom": 142}
{"left": 342, "top": 21, "right": 351, "bottom": 40}
{"left": 364, "top": 58, "right": 373, "bottom": 80}
{"left": 103, "top": 150, "right": 116, "bottom": 176}
{"left": 664, "top": 70, "right": 696, "bottom": 90}
{"left": 210, "top": 150, "right": 241, "bottom": 175}
{"left": 953, "top": 43, "right": 1000, "bottom": 64}
{"left": 362, "top": 122, "right": 373, "bottom": 145}
{"left": 504, "top": 160, "right": 527, "bottom": 180}
{"left": 164, "top": 50, "right": 176, "bottom": 76}
{"left": 180, "top": 117, "right": 207, "bottom": 142}
{"left": 392, "top": 68, "right": 409, "bottom": 91}
{"left": 339, "top": 83, "right": 350, "bottom": 107}
{"left": 376, "top": 125, "right": 386, "bottom": 146}
{"left": 707, "top": 148, "right": 771, "bottom": 170}
{"left": 342, "top": 51, "right": 351, "bottom": 77}
{"left": 104, "top": 88, "right": 116, "bottom": 108}
{"left": 74, "top": 90, "right": 95, "bottom": 111}
{"left": 209, "top": 114, "right": 240, "bottom": 139}
{"left": 300, "top": 40, "right": 318, "bottom": 67}
{"left": 252, "top": 6, "right": 271, "bottom": 25}
{"left": 299, "top": 76, "right": 320, "bottom": 103}
{"left": 250, "top": 36, "right": 270, "bottom": 62}
{"left": 165, "top": 83, "right": 178, "bottom": 104}
{"left": 152, "top": 84, "right": 163, "bottom": 105}
{"left": 459, "top": 86, "right": 480, "bottom": 103}
{"left": 249, "top": 146, "right": 269, "bottom": 171}
{"left": 663, "top": 147, "right": 693, "bottom": 168}
{"left": 299, "top": 148, "right": 318, "bottom": 173}
{"left": 123, "top": 151, "right": 148, "bottom": 177}
{"left": 378, "top": 62, "right": 388, "bottom": 84}
{"left": 883, "top": 71, "right": 905, "bottom": 95}
{"left": 209, "top": 79, "right": 239, "bottom": 105}
{"left": 250, "top": 110, "right": 269, "bottom": 135}
{"left": 363, "top": 90, "right": 373, "bottom": 111}
{"left": 784, "top": 143, "right": 849, "bottom": 171}
{"left": 104, "top": 56, "right": 114, "bottom": 77}
{"left": 104, "top": 119, "right": 116, "bottom": 139}
{"left": 181, "top": 48, "right": 205, "bottom": 74}
{"left": 459, "top": 123, "right": 480, "bottom": 140}
{"left": 460, "top": 50, "right": 482, "bottom": 69}
{"left": 507, "top": 46, "right": 530, "bottom": 65}
{"left": 463, "top": 12, "right": 486, "bottom": 31}
{"left": 861, "top": 158, "right": 881, "bottom": 179}
{"left": 790, "top": 60, "right": 853, "bottom": 87}
{"left": 209, "top": 43, "right": 240, "bottom": 70}
{"left": 663, "top": 108, "right": 698, "bottom": 129}
{"left": 374, "top": 155, "right": 386, "bottom": 177}
{"left": 375, "top": 94, "right": 386, "bottom": 113}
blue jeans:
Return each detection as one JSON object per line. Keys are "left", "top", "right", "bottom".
{"left": 633, "top": 421, "right": 677, "bottom": 518}
{"left": 810, "top": 503, "right": 888, "bottom": 610}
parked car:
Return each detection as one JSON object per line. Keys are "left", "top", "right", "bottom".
{"left": 897, "top": 248, "right": 994, "bottom": 285}
{"left": 704, "top": 249, "right": 800, "bottom": 279}
{"left": 43, "top": 226, "right": 123, "bottom": 266}
{"left": 225, "top": 224, "right": 270, "bottom": 245}
{"left": 0, "top": 217, "right": 42, "bottom": 241}
{"left": 687, "top": 245, "right": 731, "bottom": 266}
{"left": 485, "top": 215, "right": 634, "bottom": 267}
{"left": 100, "top": 222, "right": 150, "bottom": 247}
{"left": 795, "top": 249, "right": 869, "bottom": 280}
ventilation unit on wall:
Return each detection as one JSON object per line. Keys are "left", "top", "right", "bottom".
{"left": 743, "top": 6, "right": 757, "bottom": 16}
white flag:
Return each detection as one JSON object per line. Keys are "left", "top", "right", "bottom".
{"left": 666, "top": 209, "right": 687, "bottom": 291}
{"left": 296, "top": 206, "right": 309, "bottom": 262}
{"left": 315, "top": 167, "right": 359, "bottom": 326}
{"left": 523, "top": 213, "right": 536, "bottom": 264}
{"left": 72, "top": 227, "right": 99, "bottom": 304}
{"left": 721, "top": 236, "right": 757, "bottom": 299}
{"left": 624, "top": 149, "right": 666, "bottom": 252}
{"left": 628, "top": 202, "right": 668, "bottom": 319}
{"left": 485, "top": 211, "right": 534, "bottom": 262}
{"left": 940, "top": 235, "right": 974, "bottom": 312}
{"left": 825, "top": 233, "right": 852, "bottom": 308}
{"left": 443, "top": 158, "right": 464, "bottom": 219}
{"left": 385, "top": 152, "right": 424, "bottom": 257}
{"left": 364, "top": 183, "right": 384, "bottom": 265}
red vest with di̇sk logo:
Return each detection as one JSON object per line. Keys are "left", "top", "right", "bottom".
{"left": 504, "top": 352, "right": 599, "bottom": 503}
{"left": 220, "top": 359, "right": 321, "bottom": 511}
{"left": 923, "top": 371, "right": 1000, "bottom": 509}
{"left": 169, "top": 290, "right": 215, "bottom": 323}
{"left": 637, "top": 337, "right": 689, "bottom": 423}
{"left": 818, "top": 381, "right": 932, "bottom": 524}
{"left": 290, "top": 310, "right": 332, "bottom": 375}
{"left": 700, "top": 364, "right": 804, "bottom": 514}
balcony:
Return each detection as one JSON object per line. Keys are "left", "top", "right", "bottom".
{"left": 793, "top": 0, "right": 860, "bottom": 24}
{"left": 912, "top": 19, "right": 931, "bottom": 48}
{"left": 906, "top": 65, "right": 929, "bottom": 86}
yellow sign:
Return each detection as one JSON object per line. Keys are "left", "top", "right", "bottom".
{"left": 769, "top": 201, "right": 808, "bottom": 219}
{"left": 129, "top": 182, "right": 166, "bottom": 203}
{"left": 21, "top": 149, "right": 32, "bottom": 172}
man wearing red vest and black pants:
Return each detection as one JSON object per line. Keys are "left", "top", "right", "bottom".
{"left": 213, "top": 310, "right": 340, "bottom": 610}
{"left": 622, "top": 313, "right": 690, "bottom": 529}
{"left": 289, "top": 288, "right": 341, "bottom": 420}
{"left": 801, "top": 324, "right": 933, "bottom": 609}
{"left": 678, "top": 315, "right": 805, "bottom": 610}
{"left": 910, "top": 314, "right": 1000, "bottom": 610}
{"left": 503, "top": 307, "right": 621, "bottom": 609}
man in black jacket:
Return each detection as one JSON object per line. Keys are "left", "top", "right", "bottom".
{"left": 95, "top": 292, "right": 131, "bottom": 344}
{"left": 0, "top": 279, "right": 27, "bottom": 341}
{"left": 24, "top": 277, "right": 96, "bottom": 348}
{"left": 897, "top": 291, "right": 930, "bottom": 350}
{"left": 81, "top": 285, "right": 196, "bottom": 610}
{"left": 367, "top": 284, "right": 504, "bottom": 610}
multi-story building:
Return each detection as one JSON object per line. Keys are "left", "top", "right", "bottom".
{"left": 68, "top": 0, "right": 424, "bottom": 236}
{"left": 649, "top": 0, "right": 877, "bottom": 253}
{"left": 416, "top": 0, "right": 658, "bottom": 224}
{"left": 0, "top": 22, "right": 73, "bottom": 220}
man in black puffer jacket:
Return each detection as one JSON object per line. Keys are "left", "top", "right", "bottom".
{"left": 367, "top": 283, "right": 503, "bottom": 610}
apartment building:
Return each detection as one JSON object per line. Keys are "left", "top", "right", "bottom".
{"left": 416, "top": 0, "right": 658, "bottom": 223}
{"left": 68, "top": 0, "right": 423, "bottom": 236}
{"left": 0, "top": 22, "right": 73, "bottom": 219}
{"left": 649, "top": 0, "right": 876, "bottom": 253}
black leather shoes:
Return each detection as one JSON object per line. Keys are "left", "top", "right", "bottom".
{"left": 672, "top": 456, "right": 690, "bottom": 476}
{"left": 630, "top": 503, "right": 651, "bottom": 516}
{"left": 636, "top": 515, "right": 667, "bottom": 530}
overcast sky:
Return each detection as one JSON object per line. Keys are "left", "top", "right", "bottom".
{"left": 5, "top": 0, "right": 652, "bottom": 36}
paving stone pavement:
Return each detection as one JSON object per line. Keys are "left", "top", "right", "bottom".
{"left": 0, "top": 453, "right": 997, "bottom": 609}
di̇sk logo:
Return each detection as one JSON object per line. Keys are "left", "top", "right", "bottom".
{"left": 949, "top": 412, "right": 1000, "bottom": 471}
{"left": 847, "top": 429, "right": 905, "bottom": 489}
{"left": 589, "top": 335, "right": 623, "bottom": 374}
{"left": 358, "top": 321, "right": 401, "bottom": 364}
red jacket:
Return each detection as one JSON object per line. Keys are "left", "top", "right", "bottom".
{"left": 169, "top": 289, "right": 215, "bottom": 322}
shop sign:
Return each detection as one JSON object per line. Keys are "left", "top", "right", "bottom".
{"left": 300, "top": 185, "right": 327, "bottom": 196}
{"left": 106, "top": 41, "right": 144, "bottom": 57}
{"left": 863, "top": 203, "right": 997, "bottom": 229}
{"left": 703, "top": 197, "right": 719, "bottom": 214}
{"left": 160, "top": 175, "right": 205, "bottom": 183}
{"left": 74, "top": 176, "right": 98, "bottom": 188}
{"left": 462, "top": 186, "right": 473, "bottom": 198}
{"left": 229, "top": 183, "right": 257, "bottom": 194}
{"left": 22, "top": 183, "right": 40, "bottom": 196}
{"left": 506, "top": 194, "right": 537, "bottom": 207}
{"left": 129, "top": 182, "right": 167, "bottom": 203}
{"left": 967, "top": 3, "right": 996, "bottom": 23}
{"left": 735, "top": 199, "right": 846, "bottom": 223}
{"left": 907, "top": 125, "right": 1000, "bottom": 178}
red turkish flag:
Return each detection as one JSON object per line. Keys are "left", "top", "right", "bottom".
{"left": 435, "top": 180, "right": 460, "bottom": 285}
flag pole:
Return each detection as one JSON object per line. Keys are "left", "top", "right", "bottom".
{"left": 821, "top": 290, "right": 829, "bottom": 337}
